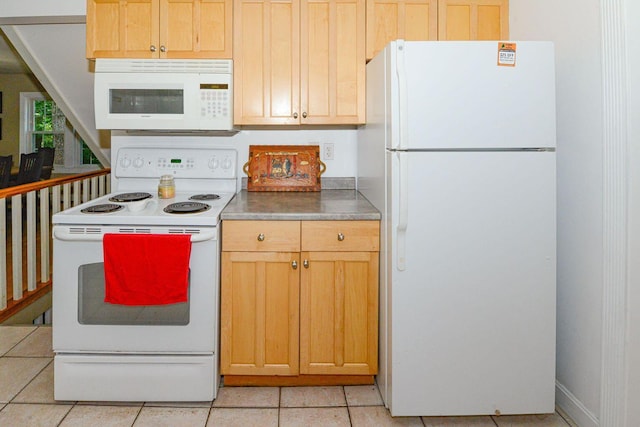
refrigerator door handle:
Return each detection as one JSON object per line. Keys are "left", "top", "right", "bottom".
{"left": 396, "top": 40, "right": 408, "bottom": 151}
{"left": 397, "top": 151, "right": 409, "bottom": 271}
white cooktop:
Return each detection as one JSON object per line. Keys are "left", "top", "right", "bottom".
{"left": 52, "top": 191, "right": 236, "bottom": 227}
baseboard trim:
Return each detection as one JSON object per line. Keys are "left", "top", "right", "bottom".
{"left": 222, "top": 375, "right": 375, "bottom": 387}
{"left": 556, "top": 380, "right": 599, "bottom": 427}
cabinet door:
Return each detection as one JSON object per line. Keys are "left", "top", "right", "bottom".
{"left": 233, "top": 0, "right": 300, "bottom": 125}
{"left": 437, "top": 0, "right": 508, "bottom": 40}
{"left": 366, "top": 0, "right": 437, "bottom": 60}
{"left": 301, "top": 0, "right": 365, "bottom": 124}
{"left": 87, "top": 0, "right": 159, "bottom": 59}
{"left": 221, "top": 251, "right": 300, "bottom": 375}
{"left": 160, "top": 0, "right": 232, "bottom": 58}
{"left": 299, "top": 251, "right": 378, "bottom": 375}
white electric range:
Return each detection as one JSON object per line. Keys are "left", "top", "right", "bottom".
{"left": 52, "top": 140, "right": 237, "bottom": 402}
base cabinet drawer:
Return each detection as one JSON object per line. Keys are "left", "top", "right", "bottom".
{"left": 222, "top": 220, "right": 300, "bottom": 252}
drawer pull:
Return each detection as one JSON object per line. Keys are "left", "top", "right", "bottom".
{"left": 337, "top": 232, "right": 345, "bottom": 241}
{"left": 292, "top": 260, "right": 298, "bottom": 270}
{"left": 303, "top": 259, "right": 309, "bottom": 269}
{"left": 257, "top": 233, "right": 265, "bottom": 242}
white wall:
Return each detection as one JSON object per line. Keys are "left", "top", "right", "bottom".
{"left": 0, "top": 24, "right": 110, "bottom": 166}
{"left": 0, "top": 0, "right": 110, "bottom": 166}
{"left": 0, "top": 0, "right": 85, "bottom": 24}
{"left": 510, "top": 1, "right": 604, "bottom": 426}
{"left": 625, "top": 0, "right": 640, "bottom": 425}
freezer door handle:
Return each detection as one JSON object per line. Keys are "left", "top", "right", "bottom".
{"left": 397, "top": 151, "right": 408, "bottom": 271}
{"left": 396, "top": 40, "right": 408, "bottom": 151}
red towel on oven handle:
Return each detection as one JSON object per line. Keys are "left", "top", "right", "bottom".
{"left": 103, "top": 233, "right": 192, "bottom": 306}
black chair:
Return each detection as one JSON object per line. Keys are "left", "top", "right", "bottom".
{"left": 38, "top": 147, "right": 56, "bottom": 180}
{"left": 13, "top": 152, "right": 45, "bottom": 185}
{"left": 0, "top": 155, "right": 13, "bottom": 189}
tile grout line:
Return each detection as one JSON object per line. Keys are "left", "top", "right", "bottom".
{"left": 0, "top": 326, "right": 40, "bottom": 357}
{"left": 55, "top": 402, "right": 77, "bottom": 427}
{"left": 130, "top": 405, "right": 144, "bottom": 427}
{"left": 7, "top": 357, "right": 53, "bottom": 405}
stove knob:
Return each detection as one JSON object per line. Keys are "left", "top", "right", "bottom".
{"left": 133, "top": 157, "right": 144, "bottom": 168}
{"left": 223, "top": 158, "right": 233, "bottom": 170}
{"left": 208, "top": 157, "right": 220, "bottom": 170}
{"left": 120, "top": 157, "right": 132, "bottom": 168}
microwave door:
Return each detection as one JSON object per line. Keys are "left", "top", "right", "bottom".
{"left": 95, "top": 73, "right": 190, "bottom": 130}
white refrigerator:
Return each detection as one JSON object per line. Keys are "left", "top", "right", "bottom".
{"left": 357, "top": 41, "right": 556, "bottom": 416}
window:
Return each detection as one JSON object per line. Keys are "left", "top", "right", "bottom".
{"left": 20, "top": 92, "right": 101, "bottom": 173}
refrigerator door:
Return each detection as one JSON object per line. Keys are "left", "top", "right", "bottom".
{"left": 387, "top": 150, "right": 556, "bottom": 416}
{"left": 392, "top": 41, "right": 556, "bottom": 150}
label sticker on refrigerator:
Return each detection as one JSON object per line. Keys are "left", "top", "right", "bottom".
{"left": 497, "top": 42, "right": 516, "bottom": 67}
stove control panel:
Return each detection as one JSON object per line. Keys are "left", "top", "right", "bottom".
{"left": 115, "top": 148, "right": 237, "bottom": 179}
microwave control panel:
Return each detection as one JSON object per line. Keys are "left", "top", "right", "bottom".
{"left": 200, "top": 84, "right": 230, "bottom": 119}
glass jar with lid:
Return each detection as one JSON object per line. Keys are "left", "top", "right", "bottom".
{"left": 158, "top": 174, "right": 176, "bottom": 199}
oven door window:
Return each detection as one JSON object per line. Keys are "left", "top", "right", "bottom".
{"left": 78, "top": 263, "right": 190, "bottom": 326}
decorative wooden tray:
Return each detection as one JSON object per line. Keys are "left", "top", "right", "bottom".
{"left": 243, "top": 145, "right": 326, "bottom": 192}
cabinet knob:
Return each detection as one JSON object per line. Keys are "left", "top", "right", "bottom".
{"left": 302, "top": 112, "right": 307, "bottom": 118}
{"left": 337, "top": 232, "right": 345, "bottom": 241}
{"left": 150, "top": 45, "right": 157, "bottom": 52}
{"left": 303, "top": 259, "right": 309, "bottom": 269}
{"left": 257, "top": 233, "right": 265, "bottom": 242}
{"left": 293, "top": 112, "right": 298, "bottom": 119}
{"left": 292, "top": 260, "right": 298, "bottom": 270}
{"left": 160, "top": 45, "right": 166, "bottom": 53}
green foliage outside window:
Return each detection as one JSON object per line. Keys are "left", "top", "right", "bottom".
{"left": 33, "top": 100, "right": 59, "bottom": 148}
{"left": 32, "top": 100, "right": 101, "bottom": 166}
{"left": 82, "top": 139, "right": 101, "bottom": 165}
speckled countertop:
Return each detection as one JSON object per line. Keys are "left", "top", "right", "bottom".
{"left": 221, "top": 190, "right": 380, "bottom": 221}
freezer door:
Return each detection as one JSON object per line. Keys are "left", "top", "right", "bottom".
{"left": 386, "top": 150, "right": 556, "bottom": 416}
{"left": 393, "top": 41, "right": 556, "bottom": 150}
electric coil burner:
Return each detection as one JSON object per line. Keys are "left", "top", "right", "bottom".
{"left": 189, "top": 194, "right": 221, "bottom": 201}
{"left": 164, "top": 201, "right": 212, "bottom": 214}
{"left": 52, "top": 140, "right": 238, "bottom": 403}
{"left": 109, "top": 192, "right": 153, "bottom": 202}
{"left": 80, "top": 203, "right": 124, "bottom": 214}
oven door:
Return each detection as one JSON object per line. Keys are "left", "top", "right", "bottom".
{"left": 52, "top": 225, "right": 219, "bottom": 354}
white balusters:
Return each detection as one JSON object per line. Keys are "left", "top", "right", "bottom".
{"left": 26, "top": 192, "right": 37, "bottom": 292}
{"left": 11, "top": 194, "right": 23, "bottom": 301}
{"left": 40, "top": 187, "right": 50, "bottom": 284}
{"left": 0, "top": 171, "right": 111, "bottom": 319}
{"left": 0, "top": 198, "right": 6, "bottom": 311}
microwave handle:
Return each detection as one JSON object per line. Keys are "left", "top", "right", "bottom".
{"left": 53, "top": 229, "right": 217, "bottom": 243}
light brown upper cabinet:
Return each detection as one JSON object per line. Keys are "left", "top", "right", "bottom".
{"left": 438, "top": 0, "right": 508, "bottom": 41}
{"left": 366, "top": 0, "right": 438, "bottom": 60}
{"left": 366, "top": 0, "right": 508, "bottom": 60}
{"left": 86, "top": 0, "right": 232, "bottom": 59}
{"left": 234, "top": 0, "right": 366, "bottom": 125}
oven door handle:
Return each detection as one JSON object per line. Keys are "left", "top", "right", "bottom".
{"left": 53, "top": 229, "right": 217, "bottom": 243}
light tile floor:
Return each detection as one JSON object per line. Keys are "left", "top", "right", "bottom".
{"left": 0, "top": 325, "right": 578, "bottom": 427}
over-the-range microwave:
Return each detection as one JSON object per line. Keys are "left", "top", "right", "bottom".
{"left": 94, "top": 59, "right": 233, "bottom": 131}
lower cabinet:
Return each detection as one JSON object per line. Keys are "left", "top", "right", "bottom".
{"left": 220, "top": 250, "right": 300, "bottom": 376}
{"left": 220, "top": 220, "right": 379, "bottom": 381}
